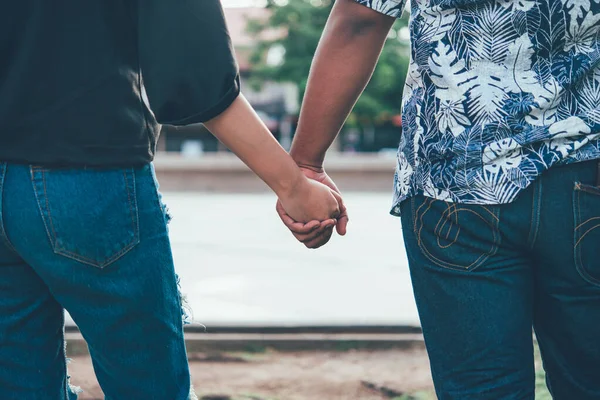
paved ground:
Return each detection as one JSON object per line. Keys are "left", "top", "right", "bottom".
{"left": 69, "top": 347, "right": 435, "bottom": 400}
{"left": 68, "top": 192, "right": 420, "bottom": 328}
{"left": 167, "top": 192, "right": 417, "bottom": 327}
{"left": 67, "top": 344, "right": 550, "bottom": 400}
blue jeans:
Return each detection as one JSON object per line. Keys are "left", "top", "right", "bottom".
{"left": 0, "top": 163, "right": 192, "bottom": 399}
{"left": 401, "top": 160, "right": 600, "bottom": 400}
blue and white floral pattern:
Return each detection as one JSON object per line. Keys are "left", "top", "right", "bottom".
{"left": 355, "top": 0, "right": 600, "bottom": 215}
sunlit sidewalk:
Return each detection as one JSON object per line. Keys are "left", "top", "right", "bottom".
{"left": 67, "top": 192, "right": 419, "bottom": 328}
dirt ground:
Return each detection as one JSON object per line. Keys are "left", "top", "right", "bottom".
{"left": 69, "top": 347, "right": 435, "bottom": 400}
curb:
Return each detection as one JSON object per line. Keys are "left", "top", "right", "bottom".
{"left": 65, "top": 329, "right": 425, "bottom": 356}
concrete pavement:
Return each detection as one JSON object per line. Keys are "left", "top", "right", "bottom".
{"left": 67, "top": 192, "right": 420, "bottom": 328}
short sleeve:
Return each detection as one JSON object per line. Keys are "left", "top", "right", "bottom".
{"left": 353, "top": 0, "right": 405, "bottom": 18}
{"left": 138, "top": 0, "right": 240, "bottom": 125}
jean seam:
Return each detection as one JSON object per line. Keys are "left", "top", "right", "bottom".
{"left": 31, "top": 167, "right": 58, "bottom": 252}
{"left": 124, "top": 169, "right": 140, "bottom": 243}
{"left": 527, "top": 178, "right": 542, "bottom": 249}
{"left": 149, "top": 166, "right": 171, "bottom": 227}
{"left": 0, "top": 164, "right": 19, "bottom": 255}
{"left": 61, "top": 311, "right": 69, "bottom": 400}
{"left": 42, "top": 170, "right": 61, "bottom": 248}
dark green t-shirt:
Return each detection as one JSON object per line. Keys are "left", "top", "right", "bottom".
{"left": 0, "top": 0, "right": 240, "bottom": 166}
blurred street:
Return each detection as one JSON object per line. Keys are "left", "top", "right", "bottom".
{"left": 65, "top": 191, "right": 420, "bottom": 328}
{"left": 167, "top": 192, "right": 418, "bottom": 327}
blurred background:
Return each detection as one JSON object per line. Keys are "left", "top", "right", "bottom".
{"left": 157, "top": 0, "right": 413, "bottom": 329}
{"left": 69, "top": 1, "right": 551, "bottom": 399}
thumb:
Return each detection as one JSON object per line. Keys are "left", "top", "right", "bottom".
{"left": 330, "top": 190, "right": 348, "bottom": 236}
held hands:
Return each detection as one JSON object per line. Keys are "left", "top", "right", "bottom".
{"left": 277, "top": 166, "right": 349, "bottom": 249}
{"left": 277, "top": 177, "right": 341, "bottom": 247}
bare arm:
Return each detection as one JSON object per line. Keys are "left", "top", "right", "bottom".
{"left": 290, "top": 0, "right": 396, "bottom": 168}
{"left": 204, "top": 94, "right": 341, "bottom": 224}
{"left": 276, "top": 0, "right": 397, "bottom": 246}
{"left": 204, "top": 94, "right": 304, "bottom": 198}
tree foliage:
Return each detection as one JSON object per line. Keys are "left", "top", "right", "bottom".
{"left": 247, "top": 0, "right": 410, "bottom": 125}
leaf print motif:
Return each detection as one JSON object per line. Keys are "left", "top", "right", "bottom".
{"left": 537, "top": 0, "right": 567, "bottom": 56}
{"left": 354, "top": 0, "right": 600, "bottom": 212}
{"left": 423, "top": 176, "right": 454, "bottom": 201}
{"left": 447, "top": 9, "right": 477, "bottom": 68}
{"left": 548, "top": 116, "right": 591, "bottom": 137}
{"left": 548, "top": 132, "right": 600, "bottom": 157}
{"left": 464, "top": 4, "right": 518, "bottom": 64}
{"left": 453, "top": 126, "right": 484, "bottom": 176}
{"left": 504, "top": 34, "right": 549, "bottom": 101}
{"left": 565, "top": 10, "right": 600, "bottom": 53}
{"left": 482, "top": 138, "right": 524, "bottom": 173}
{"left": 512, "top": 6, "right": 541, "bottom": 38}
{"left": 515, "top": 0, "right": 537, "bottom": 12}
{"left": 556, "top": 88, "right": 579, "bottom": 120}
{"left": 428, "top": 42, "right": 475, "bottom": 102}
{"left": 413, "top": 23, "right": 436, "bottom": 70}
{"left": 535, "top": 0, "right": 567, "bottom": 83}
{"left": 467, "top": 170, "right": 522, "bottom": 203}
{"left": 576, "top": 76, "right": 600, "bottom": 123}
{"left": 505, "top": 92, "right": 537, "bottom": 118}
{"left": 421, "top": 85, "right": 438, "bottom": 133}
{"left": 403, "top": 59, "right": 423, "bottom": 107}
{"left": 420, "top": 6, "right": 457, "bottom": 42}
{"left": 496, "top": 0, "right": 514, "bottom": 10}
{"left": 413, "top": 103, "right": 425, "bottom": 165}
{"left": 548, "top": 137, "right": 575, "bottom": 157}
{"left": 395, "top": 153, "right": 414, "bottom": 196}
{"left": 525, "top": 77, "right": 563, "bottom": 125}
{"left": 438, "top": 100, "right": 472, "bottom": 136}
{"left": 561, "top": 0, "right": 591, "bottom": 22}
{"left": 467, "top": 62, "right": 509, "bottom": 124}
{"left": 429, "top": 42, "right": 475, "bottom": 136}
{"left": 594, "top": 67, "right": 600, "bottom": 84}
{"left": 512, "top": 12, "right": 527, "bottom": 36}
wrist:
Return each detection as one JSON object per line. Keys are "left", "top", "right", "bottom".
{"left": 290, "top": 152, "right": 325, "bottom": 173}
{"left": 273, "top": 168, "right": 309, "bottom": 200}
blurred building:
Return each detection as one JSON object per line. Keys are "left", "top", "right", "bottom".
{"left": 159, "top": 6, "right": 402, "bottom": 157}
{"left": 159, "top": 7, "right": 298, "bottom": 156}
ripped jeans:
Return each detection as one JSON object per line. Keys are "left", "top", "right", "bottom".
{"left": 0, "top": 163, "right": 192, "bottom": 399}
{"left": 400, "top": 160, "right": 600, "bottom": 400}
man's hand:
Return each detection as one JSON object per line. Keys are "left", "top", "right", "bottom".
{"left": 277, "top": 165, "right": 349, "bottom": 249}
{"left": 274, "top": 0, "right": 390, "bottom": 248}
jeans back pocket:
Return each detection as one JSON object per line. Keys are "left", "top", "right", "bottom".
{"left": 31, "top": 167, "right": 140, "bottom": 268}
{"left": 573, "top": 182, "right": 600, "bottom": 286}
{"left": 411, "top": 196, "right": 501, "bottom": 271}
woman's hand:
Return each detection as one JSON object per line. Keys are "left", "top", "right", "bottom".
{"left": 276, "top": 167, "right": 348, "bottom": 249}
{"left": 278, "top": 177, "right": 341, "bottom": 224}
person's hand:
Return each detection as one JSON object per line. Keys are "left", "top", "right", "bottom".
{"left": 278, "top": 177, "right": 341, "bottom": 234}
{"left": 276, "top": 165, "right": 349, "bottom": 249}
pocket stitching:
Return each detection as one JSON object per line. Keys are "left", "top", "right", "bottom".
{"left": 574, "top": 189, "right": 600, "bottom": 286}
{"left": 32, "top": 168, "right": 140, "bottom": 269}
{"left": 575, "top": 182, "right": 600, "bottom": 196}
{"left": 413, "top": 197, "right": 500, "bottom": 271}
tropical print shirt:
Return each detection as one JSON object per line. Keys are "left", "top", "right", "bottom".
{"left": 355, "top": 0, "right": 600, "bottom": 215}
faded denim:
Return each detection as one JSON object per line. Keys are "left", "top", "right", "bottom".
{"left": 0, "top": 163, "right": 191, "bottom": 399}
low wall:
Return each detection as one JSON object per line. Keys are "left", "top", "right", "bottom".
{"left": 154, "top": 153, "right": 396, "bottom": 192}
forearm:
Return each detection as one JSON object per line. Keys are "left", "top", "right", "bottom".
{"left": 204, "top": 94, "right": 305, "bottom": 197}
{"left": 290, "top": 0, "right": 395, "bottom": 168}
